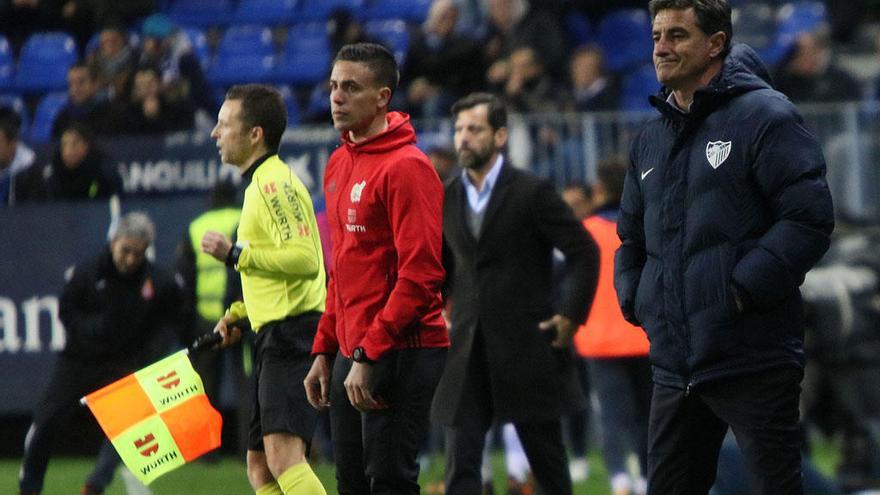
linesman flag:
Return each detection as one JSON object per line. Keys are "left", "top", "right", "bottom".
{"left": 82, "top": 350, "right": 223, "bottom": 485}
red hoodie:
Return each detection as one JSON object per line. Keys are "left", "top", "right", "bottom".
{"left": 312, "top": 111, "right": 449, "bottom": 360}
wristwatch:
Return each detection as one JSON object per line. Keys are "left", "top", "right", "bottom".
{"left": 351, "top": 346, "right": 375, "bottom": 364}
{"left": 225, "top": 243, "right": 243, "bottom": 267}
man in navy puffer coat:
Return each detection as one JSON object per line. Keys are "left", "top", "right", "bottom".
{"left": 614, "top": 1, "right": 834, "bottom": 493}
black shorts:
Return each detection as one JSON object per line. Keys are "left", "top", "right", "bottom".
{"left": 248, "top": 311, "right": 321, "bottom": 451}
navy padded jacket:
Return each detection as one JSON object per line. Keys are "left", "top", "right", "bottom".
{"left": 614, "top": 43, "right": 834, "bottom": 390}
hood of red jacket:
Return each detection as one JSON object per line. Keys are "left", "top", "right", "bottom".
{"left": 340, "top": 111, "right": 416, "bottom": 154}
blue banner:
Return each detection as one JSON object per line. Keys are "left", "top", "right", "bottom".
{"left": 101, "top": 127, "right": 340, "bottom": 197}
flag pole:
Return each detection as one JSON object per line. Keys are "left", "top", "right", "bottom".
{"left": 79, "top": 333, "right": 222, "bottom": 406}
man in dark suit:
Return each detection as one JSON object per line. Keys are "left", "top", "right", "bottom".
{"left": 431, "top": 92, "right": 600, "bottom": 495}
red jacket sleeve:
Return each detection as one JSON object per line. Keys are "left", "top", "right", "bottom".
{"left": 312, "top": 267, "right": 339, "bottom": 355}
{"left": 358, "top": 156, "right": 445, "bottom": 359}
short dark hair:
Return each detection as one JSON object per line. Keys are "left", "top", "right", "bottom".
{"left": 648, "top": 0, "right": 732, "bottom": 53}
{"left": 0, "top": 106, "right": 22, "bottom": 140}
{"left": 450, "top": 92, "right": 507, "bottom": 131}
{"left": 225, "top": 84, "right": 287, "bottom": 153}
{"left": 596, "top": 156, "right": 628, "bottom": 203}
{"left": 333, "top": 43, "right": 399, "bottom": 97}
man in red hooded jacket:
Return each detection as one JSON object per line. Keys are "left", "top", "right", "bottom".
{"left": 304, "top": 42, "right": 449, "bottom": 494}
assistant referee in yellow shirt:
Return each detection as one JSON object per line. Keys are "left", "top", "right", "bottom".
{"left": 201, "top": 84, "right": 327, "bottom": 495}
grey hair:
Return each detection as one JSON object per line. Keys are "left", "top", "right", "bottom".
{"left": 112, "top": 211, "right": 156, "bottom": 244}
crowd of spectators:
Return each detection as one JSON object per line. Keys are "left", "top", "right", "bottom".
{"left": 1, "top": 0, "right": 880, "bottom": 208}
{"left": 3, "top": 1, "right": 879, "bottom": 127}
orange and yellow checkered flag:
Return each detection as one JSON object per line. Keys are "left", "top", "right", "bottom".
{"left": 82, "top": 350, "right": 222, "bottom": 485}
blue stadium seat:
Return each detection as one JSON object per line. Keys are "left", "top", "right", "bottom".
{"left": 169, "top": 0, "right": 234, "bottom": 28}
{"left": 777, "top": 1, "right": 827, "bottom": 39}
{"left": 0, "top": 35, "right": 13, "bottom": 91}
{"left": 289, "top": 22, "right": 329, "bottom": 37}
{"left": 304, "top": 83, "right": 329, "bottom": 121}
{"left": 274, "top": 32, "right": 331, "bottom": 86}
{"left": 620, "top": 63, "right": 660, "bottom": 112}
{"left": 364, "top": 20, "right": 409, "bottom": 67}
{"left": 276, "top": 85, "right": 301, "bottom": 125}
{"left": 14, "top": 32, "right": 78, "bottom": 94}
{"left": 183, "top": 27, "right": 211, "bottom": 70}
{"left": 215, "top": 25, "right": 275, "bottom": 58}
{"left": 362, "top": 0, "right": 431, "bottom": 23}
{"left": 597, "top": 8, "right": 653, "bottom": 73}
{"left": 296, "top": 0, "right": 364, "bottom": 23}
{"left": 207, "top": 25, "right": 276, "bottom": 85}
{"left": 234, "top": 0, "right": 299, "bottom": 25}
{"left": 756, "top": 1, "right": 827, "bottom": 69}
{"left": 732, "top": 2, "right": 777, "bottom": 51}
{"left": 0, "top": 93, "right": 30, "bottom": 134}
{"left": 565, "top": 12, "right": 594, "bottom": 47}
{"left": 208, "top": 55, "right": 276, "bottom": 86}
{"left": 29, "top": 92, "right": 68, "bottom": 144}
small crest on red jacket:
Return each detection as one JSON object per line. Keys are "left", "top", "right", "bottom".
{"left": 141, "top": 278, "right": 155, "bottom": 300}
{"left": 706, "top": 141, "right": 731, "bottom": 169}
{"left": 350, "top": 180, "right": 366, "bottom": 202}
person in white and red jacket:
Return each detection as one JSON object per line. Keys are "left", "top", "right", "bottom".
{"left": 304, "top": 42, "right": 449, "bottom": 495}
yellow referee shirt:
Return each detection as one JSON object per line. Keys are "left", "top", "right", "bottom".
{"left": 226, "top": 154, "right": 326, "bottom": 331}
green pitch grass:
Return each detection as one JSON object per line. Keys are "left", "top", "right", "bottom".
{"left": 1, "top": 437, "right": 839, "bottom": 495}
{"left": 2, "top": 452, "right": 611, "bottom": 494}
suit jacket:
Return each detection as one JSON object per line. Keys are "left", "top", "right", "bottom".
{"left": 432, "top": 162, "right": 600, "bottom": 425}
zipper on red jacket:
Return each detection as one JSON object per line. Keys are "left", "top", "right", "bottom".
{"left": 333, "top": 147, "right": 357, "bottom": 355}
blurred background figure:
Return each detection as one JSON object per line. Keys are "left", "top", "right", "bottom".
{"left": 483, "top": 0, "right": 566, "bottom": 88}
{"left": 561, "top": 182, "right": 594, "bottom": 222}
{"left": 87, "top": 21, "right": 138, "bottom": 103}
{"left": 123, "top": 65, "right": 195, "bottom": 135}
{"left": 774, "top": 30, "right": 863, "bottom": 104}
{"left": 480, "top": 424, "right": 534, "bottom": 495}
{"left": 575, "top": 158, "right": 650, "bottom": 495}
{"left": 799, "top": 224, "right": 880, "bottom": 493}
{"left": 498, "top": 45, "right": 560, "bottom": 114}
{"left": 18, "top": 211, "right": 183, "bottom": 495}
{"left": 0, "top": 106, "right": 35, "bottom": 207}
{"left": 52, "top": 62, "right": 117, "bottom": 138}
{"left": 426, "top": 144, "right": 460, "bottom": 182}
{"left": 559, "top": 179, "right": 594, "bottom": 484}
{"left": 563, "top": 45, "right": 620, "bottom": 113}
{"left": 176, "top": 180, "right": 244, "bottom": 457}
{"left": 139, "top": 13, "right": 216, "bottom": 118}
{"left": 402, "top": 0, "right": 484, "bottom": 119}
{"left": 15, "top": 123, "right": 121, "bottom": 203}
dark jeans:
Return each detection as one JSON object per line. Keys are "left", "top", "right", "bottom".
{"left": 647, "top": 366, "right": 805, "bottom": 495}
{"left": 329, "top": 347, "right": 446, "bottom": 495}
{"left": 588, "top": 356, "right": 652, "bottom": 476}
{"left": 19, "top": 356, "right": 131, "bottom": 493}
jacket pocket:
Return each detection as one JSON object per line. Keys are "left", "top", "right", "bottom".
{"left": 634, "top": 259, "right": 660, "bottom": 326}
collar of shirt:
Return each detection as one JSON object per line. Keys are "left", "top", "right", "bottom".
{"left": 462, "top": 154, "right": 504, "bottom": 213}
{"left": 241, "top": 152, "right": 275, "bottom": 184}
{"left": 666, "top": 91, "right": 690, "bottom": 113}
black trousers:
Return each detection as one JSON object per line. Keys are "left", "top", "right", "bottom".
{"left": 647, "top": 366, "right": 805, "bottom": 495}
{"left": 443, "top": 333, "right": 573, "bottom": 495}
{"left": 329, "top": 347, "right": 446, "bottom": 495}
{"left": 19, "top": 356, "right": 132, "bottom": 493}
